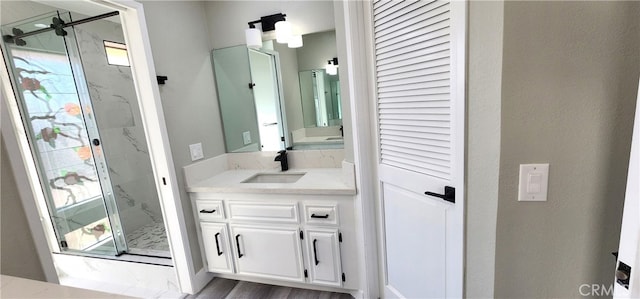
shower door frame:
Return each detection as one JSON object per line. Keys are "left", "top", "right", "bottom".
{"left": 0, "top": 0, "right": 203, "bottom": 294}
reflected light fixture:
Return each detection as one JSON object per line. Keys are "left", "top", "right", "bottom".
{"left": 245, "top": 13, "right": 287, "bottom": 49}
{"left": 245, "top": 13, "right": 301, "bottom": 49}
{"left": 245, "top": 25, "right": 262, "bottom": 49}
{"left": 275, "top": 20, "right": 292, "bottom": 43}
{"left": 288, "top": 34, "right": 303, "bottom": 48}
{"left": 326, "top": 57, "right": 338, "bottom": 75}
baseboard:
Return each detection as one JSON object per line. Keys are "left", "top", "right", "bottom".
{"left": 191, "top": 267, "right": 214, "bottom": 294}
{"left": 212, "top": 272, "right": 357, "bottom": 295}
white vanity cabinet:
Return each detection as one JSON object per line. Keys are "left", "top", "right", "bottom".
{"left": 230, "top": 225, "right": 305, "bottom": 282}
{"left": 200, "top": 222, "right": 234, "bottom": 273}
{"left": 305, "top": 228, "right": 342, "bottom": 287}
{"left": 191, "top": 192, "right": 358, "bottom": 292}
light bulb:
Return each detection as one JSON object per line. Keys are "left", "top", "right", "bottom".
{"left": 275, "top": 20, "right": 292, "bottom": 43}
{"left": 245, "top": 27, "right": 262, "bottom": 49}
{"left": 288, "top": 35, "right": 303, "bottom": 48}
{"left": 326, "top": 62, "right": 337, "bottom": 75}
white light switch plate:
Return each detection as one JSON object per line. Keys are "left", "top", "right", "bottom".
{"left": 242, "top": 131, "right": 251, "bottom": 145}
{"left": 518, "top": 163, "right": 549, "bottom": 201}
{"left": 189, "top": 143, "right": 204, "bottom": 161}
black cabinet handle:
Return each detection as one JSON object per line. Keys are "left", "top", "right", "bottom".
{"left": 311, "top": 213, "right": 329, "bottom": 219}
{"left": 200, "top": 209, "right": 216, "bottom": 213}
{"left": 214, "top": 233, "right": 223, "bottom": 256}
{"left": 425, "top": 186, "right": 455, "bottom": 204}
{"left": 235, "top": 234, "right": 243, "bottom": 258}
{"left": 313, "top": 239, "right": 319, "bottom": 265}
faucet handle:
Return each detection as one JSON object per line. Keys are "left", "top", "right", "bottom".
{"left": 277, "top": 149, "right": 287, "bottom": 154}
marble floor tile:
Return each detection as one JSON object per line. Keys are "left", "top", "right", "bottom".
{"left": 126, "top": 222, "right": 170, "bottom": 253}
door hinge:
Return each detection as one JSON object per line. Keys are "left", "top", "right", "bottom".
{"left": 248, "top": 82, "right": 255, "bottom": 89}
{"left": 60, "top": 241, "right": 68, "bottom": 248}
{"left": 300, "top": 231, "right": 304, "bottom": 240}
{"left": 342, "top": 273, "right": 346, "bottom": 282}
{"left": 162, "top": 177, "right": 167, "bottom": 185}
{"left": 304, "top": 269, "right": 308, "bottom": 278}
{"left": 281, "top": 136, "right": 285, "bottom": 142}
{"left": 339, "top": 232, "right": 342, "bottom": 242}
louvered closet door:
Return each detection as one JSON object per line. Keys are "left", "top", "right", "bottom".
{"left": 373, "top": 0, "right": 465, "bottom": 298}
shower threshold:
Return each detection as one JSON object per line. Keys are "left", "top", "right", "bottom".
{"left": 81, "top": 236, "right": 172, "bottom": 266}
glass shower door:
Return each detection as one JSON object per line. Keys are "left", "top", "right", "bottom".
{"left": 1, "top": 12, "right": 126, "bottom": 256}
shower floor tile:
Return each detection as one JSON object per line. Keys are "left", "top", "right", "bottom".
{"left": 126, "top": 222, "right": 170, "bottom": 254}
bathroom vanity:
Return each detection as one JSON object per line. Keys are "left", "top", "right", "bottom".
{"left": 184, "top": 150, "right": 360, "bottom": 295}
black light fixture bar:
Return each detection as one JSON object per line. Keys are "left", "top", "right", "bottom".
{"left": 3, "top": 11, "right": 120, "bottom": 45}
{"left": 247, "top": 13, "right": 286, "bottom": 32}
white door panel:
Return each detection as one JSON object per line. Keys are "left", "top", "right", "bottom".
{"left": 201, "top": 223, "right": 234, "bottom": 274}
{"left": 306, "top": 229, "right": 342, "bottom": 287}
{"left": 230, "top": 225, "right": 304, "bottom": 282}
{"left": 372, "top": 0, "right": 465, "bottom": 297}
{"left": 383, "top": 184, "right": 446, "bottom": 299}
{"left": 614, "top": 80, "right": 640, "bottom": 298}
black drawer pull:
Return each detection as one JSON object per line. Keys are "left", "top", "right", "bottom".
{"left": 200, "top": 209, "right": 216, "bottom": 213}
{"left": 235, "top": 234, "right": 243, "bottom": 258}
{"left": 310, "top": 213, "right": 329, "bottom": 219}
{"left": 313, "top": 239, "right": 319, "bottom": 265}
{"left": 214, "top": 233, "right": 223, "bottom": 256}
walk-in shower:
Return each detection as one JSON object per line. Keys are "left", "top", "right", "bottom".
{"left": 1, "top": 10, "right": 170, "bottom": 259}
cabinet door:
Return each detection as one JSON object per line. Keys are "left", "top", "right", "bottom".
{"left": 306, "top": 228, "right": 342, "bottom": 287}
{"left": 230, "top": 225, "right": 305, "bottom": 282}
{"left": 201, "top": 222, "right": 234, "bottom": 274}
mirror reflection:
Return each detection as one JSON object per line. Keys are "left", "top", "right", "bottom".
{"left": 212, "top": 30, "right": 343, "bottom": 152}
{"left": 298, "top": 69, "right": 341, "bottom": 128}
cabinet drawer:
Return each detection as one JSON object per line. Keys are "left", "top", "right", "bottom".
{"left": 304, "top": 204, "right": 339, "bottom": 226}
{"left": 228, "top": 202, "right": 299, "bottom": 224}
{"left": 196, "top": 200, "right": 225, "bottom": 221}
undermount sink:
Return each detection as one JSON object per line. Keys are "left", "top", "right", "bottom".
{"left": 325, "top": 137, "right": 343, "bottom": 141}
{"left": 241, "top": 172, "right": 306, "bottom": 184}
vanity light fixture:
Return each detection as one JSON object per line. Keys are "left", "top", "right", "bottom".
{"left": 326, "top": 57, "right": 339, "bottom": 75}
{"left": 288, "top": 34, "right": 303, "bottom": 48}
{"left": 275, "top": 20, "right": 292, "bottom": 43}
{"left": 245, "top": 26, "right": 262, "bottom": 49}
{"left": 244, "top": 13, "right": 302, "bottom": 49}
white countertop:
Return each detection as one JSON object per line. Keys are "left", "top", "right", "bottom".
{"left": 293, "top": 136, "right": 344, "bottom": 145}
{"left": 0, "top": 275, "right": 136, "bottom": 298}
{"left": 186, "top": 168, "right": 356, "bottom": 195}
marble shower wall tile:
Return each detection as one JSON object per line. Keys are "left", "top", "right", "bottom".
{"left": 54, "top": 254, "right": 180, "bottom": 298}
{"left": 74, "top": 23, "right": 164, "bottom": 235}
{"left": 227, "top": 149, "right": 345, "bottom": 170}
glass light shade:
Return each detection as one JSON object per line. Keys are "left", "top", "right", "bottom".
{"left": 288, "top": 35, "right": 303, "bottom": 48}
{"left": 326, "top": 63, "right": 338, "bottom": 75}
{"left": 245, "top": 28, "right": 262, "bottom": 49}
{"left": 275, "top": 20, "right": 292, "bottom": 43}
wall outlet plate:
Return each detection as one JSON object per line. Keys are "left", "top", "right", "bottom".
{"left": 189, "top": 143, "right": 204, "bottom": 161}
{"left": 242, "top": 131, "right": 251, "bottom": 145}
{"left": 518, "top": 163, "right": 549, "bottom": 201}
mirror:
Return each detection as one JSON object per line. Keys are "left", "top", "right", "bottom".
{"left": 212, "top": 30, "right": 343, "bottom": 152}
{"left": 298, "top": 69, "right": 341, "bottom": 128}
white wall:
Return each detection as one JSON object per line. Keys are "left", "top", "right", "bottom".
{"left": 140, "top": 0, "right": 226, "bottom": 271}
{"left": 296, "top": 30, "right": 337, "bottom": 71}
{"left": 494, "top": 2, "right": 640, "bottom": 297}
{"left": 1, "top": 133, "right": 47, "bottom": 281}
{"left": 465, "top": 1, "right": 503, "bottom": 298}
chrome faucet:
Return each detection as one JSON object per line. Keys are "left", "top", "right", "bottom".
{"left": 274, "top": 150, "right": 289, "bottom": 171}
